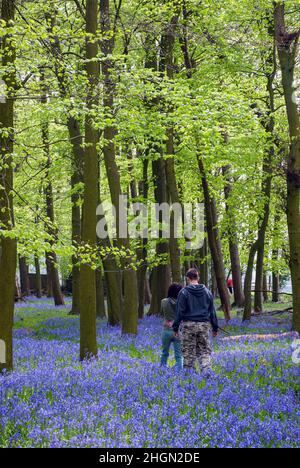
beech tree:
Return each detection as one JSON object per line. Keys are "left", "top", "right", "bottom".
{"left": 79, "top": 0, "right": 99, "bottom": 360}
{"left": 0, "top": 0, "right": 17, "bottom": 372}
{"left": 274, "top": 2, "right": 300, "bottom": 332}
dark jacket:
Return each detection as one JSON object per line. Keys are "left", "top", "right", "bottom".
{"left": 161, "top": 297, "right": 177, "bottom": 322}
{"left": 172, "top": 284, "right": 218, "bottom": 332}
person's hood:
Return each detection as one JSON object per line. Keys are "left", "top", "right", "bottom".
{"left": 185, "top": 284, "right": 207, "bottom": 297}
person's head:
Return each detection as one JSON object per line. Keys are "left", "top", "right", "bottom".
{"left": 167, "top": 283, "right": 183, "bottom": 300}
{"left": 186, "top": 268, "right": 199, "bottom": 284}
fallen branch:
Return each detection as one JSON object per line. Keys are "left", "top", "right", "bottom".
{"left": 251, "top": 289, "right": 293, "bottom": 296}
{"left": 222, "top": 331, "right": 297, "bottom": 341}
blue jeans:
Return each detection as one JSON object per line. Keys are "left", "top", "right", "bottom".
{"left": 160, "top": 328, "right": 183, "bottom": 371}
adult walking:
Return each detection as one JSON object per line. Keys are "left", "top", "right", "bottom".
{"left": 173, "top": 268, "right": 218, "bottom": 374}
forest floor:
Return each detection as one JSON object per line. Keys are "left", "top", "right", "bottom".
{"left": 0, "top": 297, "right": 299, "bottom": 448}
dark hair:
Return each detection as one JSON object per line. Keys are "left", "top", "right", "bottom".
{"left": 186, "top": 268, "right": 199, "bottom": 281}
{"left": 167, "top": 283, "right": 183, "bottom": 299}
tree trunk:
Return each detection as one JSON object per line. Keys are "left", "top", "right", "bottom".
{"left": 104, "top": 262, "right": 122, "bottom": 325}
{"left": 100, "top": 0, "right": 138, "bottom": 334}
{"left": 272, "top": 262, "right": 280, "bottom": 303}
{"left": 79, "top": 0, "right": 99, "bottom": 359}
{"left": 274, "top": 4, "right": 300, "bottom": 332}
{"left": 197, "top": 155, "right": 231, "bottom": 320}
{"left": 144, "top": 274, "right": 152, "bottom": 305}
{"left": 243, "top": 241, "right": 258, "bottom": 321}
{"left": 19, "top": 256, "right": 30, "bottom": 297}
{"left": 254, "top": 27, "right": 275, "bottom": 312}
{"left": 148, "top": 157, "right": 171, "bottom": 315}
{"left": 46, "top": 14, "right": 83, "bottom": 315}
{"left": 272, "top": 217, "right": 280, "bottom": 303}
{"left": 137, "top": 158, "right": 149, "bottom": 318}
{"left": 210, "top": 259, "right": 217, "bottom": 298}
{"left": 41, "top": 73, "right": 65, "bottom": 307}
{"left": 0, "top": 0, "right": 17, "bottom": 372}
{"left": 96, "top": 267, "right": 106, "bottom": 318}
{"left": 222, "top": 166, "right": 245, "bottom": 307}
{"left": 45, "top": 254, "right": 52, "bottom": 297}
{"left": 15, "top": 276, "right": 21, "bottom": 302}
{"left": 254, "top": 155, "right": 273, "bottom": 311}
{"left": 97, "top": 199, "right": 122, "bottom": 325}
{"left": 34, "top": 256, "right": 42, "bottom": 298}
{"left": 68, "top": 117, "right": 83, "bottom": 315}
{"left": 160, "top": 14, "right": 181, "bottom": 284}
{"left": 263, "top": 274, "right": 269, "bottom": 302}
{"left": 199, "top": 237, "right": 208, "bottom": 287}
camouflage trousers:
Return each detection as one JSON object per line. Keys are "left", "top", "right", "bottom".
{"left": 181, "top": 321, "right": 212, "bottom": 373}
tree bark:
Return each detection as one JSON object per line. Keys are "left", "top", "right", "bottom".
{"left": 100, "top": 0, "right": 138, "bottom": 334}
{"left": 243, "top": 241, "right": 258, "bottom": 321}
{"left": 254, "top": 22, "right": 276, "bottom": 312}
{"left": 222, "top": 166, "right": 245, "bottom": 307}
{"left": 197, "top": 155, "right": 231, "bottom": 320}
{"left": 199, "top": 237, "right": 208, "bottom": 287}
{"left": 272, "top": 263, "right": 280, "bottom": 303}
{"left": 148, "top": 156, "right": 171, "bottom": 315}
{"left": 34, "top": 256, "right": 42, "bottom": 298}
{"left": 137, "top": 158, "right": 149, "bottom": 318}
{"left": 274, "top": 4, "right": 300, "bottom": 332}
{"left": 0, "top": 0, "right": 17, "bottom": 372}
{"left": 79, "top": 0, "right": 99, "bottom": 359}
{"left": 41, "top": 73, "right": 65, "bottom": 307}
{"left": 45, "top": 254, "right": 52, "bottom": 297}
{"left": 68, "top": 117, "right": 83, "bottom": 315}
{"left": 45, "top": 14, "right": 83, "bottom": 315}
{"left": 160, "top": 13, "right": 181, "bottom": 284}
{"left": 96, "top": 267, "right": 106, "bottom": 318}
{"left": 19, "top": 256, "right": 30, "bottom": 297}
{"left": 263, "top": 274, "right": 269, "bottom": 302}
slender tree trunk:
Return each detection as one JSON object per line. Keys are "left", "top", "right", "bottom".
{"left": 96, "top": 267, "right": 106, "bottom": 318}
{"left": 19, "top": 256, "right": 30, "bottom": 297}
{"left": 79, "top": 0, "right": 99, "bottom": 359}
{"left": 68, "top": 117, "right": 83, "bottom": 315}
{"left": 254, "top": 28, "right": 276, "bottom": 312}
{"left": 97, "top": 192, "right": 122, "bottom": 325}
{"left": 165, "top": 132, "right": 182, "bottom": 284}
{"left": 34, "top": 256, "right": 42, "bottom": 298}
{"left": 243, "top": 241, "right": 258, "bottom": 321}
{"left": 41, "top": 74, "right": 64, "bottom": 307}
{"left": 99, "top": 236, "right": 122, "bottom": 326}
{"left": 15, "top": 277, "right": 21, "bottom": 302}
{"left": 148, "top": 156, "right": 171, "bottom": 315}
{"left": 143, "top": 35, "right": 171, "bottom": 316}
{"left": 137, "top": 158, "right": 149, "bottom": 318}
{"left": 197, "top": 155, "right": 231, "bottom": 320}
{"left": 272, "top": 261, "right": 280, "bottom": 303}
{"left": 263, "top": 274, "right": 269, "bottom": 302}
{"left": 275, "top": 4, "right": 300, "bottom": 332}
{"left": 222, "top": 166, "right": 245, "bottom": 307}
{"left": 272, "top": 213, "right": 280, "bottom": 302}
{"left": 45, "top": 254, "right": 52, "bottom": 297}
{"left": 210, "top": 259, "right": 217, "bottom": 298}
{"left": 0, "top": 0, "right": 17, "bottom": 372}
{"left": 104, "top": 261, "right": 122, "bottom": 325}
{"left": 45, "top": 13, "right": 83, "bottom": 315}
{"left": 199, "top": 237, "right": 208, "bottom": 287}
{"left": 254, "top": 155, "right": 273, "bottom": 311}
{"left": 160, "top": 13, "right": 181, "bottom": 284}
{"left": 144, "top": 275, "right": 152, "bottom": 305}
{"left": 100, "top": 0, "right": 138, "bottom": 334}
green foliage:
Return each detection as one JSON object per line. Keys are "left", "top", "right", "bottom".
{"left": 1, "top": 0, "right": 299, "bottom": 276}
